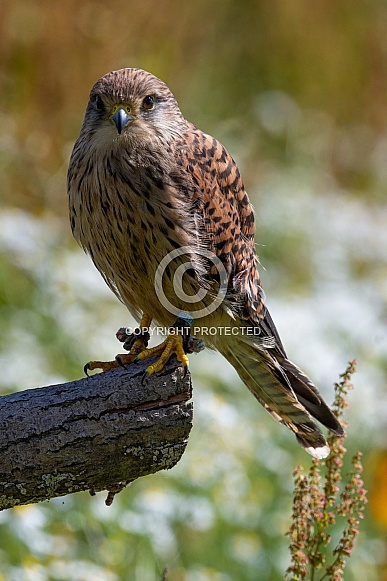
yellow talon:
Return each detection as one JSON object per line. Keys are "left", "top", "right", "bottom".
{"left": 137, "top": 334, "right": 189, "bottom": 376}
{"left": 128, "top": 337, "right": 148, "bottom": 358}
{"left": 85, "top": 359, "right": 120, "bottom": 373}
{"left": 84, "top": 313, "right": 193, "bottom": 376}
{"left": 85, "top": 348, "right": 142, "bottom": 375}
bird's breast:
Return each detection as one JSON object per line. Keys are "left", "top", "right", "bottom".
{"left": 69, "top": 156, "right": 201, "bottom": 325}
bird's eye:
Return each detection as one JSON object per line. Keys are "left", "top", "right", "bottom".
{"left": 94, "top": 95, "right": 104, "bottom": 111}
{"left": 142, "top": 95, "right": 155, "bottom": 111}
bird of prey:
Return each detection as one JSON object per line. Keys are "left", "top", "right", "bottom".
{"left": 68, "top": 68, "right": 343, "bottom": 458}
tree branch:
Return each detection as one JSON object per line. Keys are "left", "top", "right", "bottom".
{"left": 0, "top": 357, "right": 192, "bottom": 510}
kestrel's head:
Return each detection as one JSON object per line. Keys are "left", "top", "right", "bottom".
{"left": 82, "top": 68, "right": 185, "bottom": 148}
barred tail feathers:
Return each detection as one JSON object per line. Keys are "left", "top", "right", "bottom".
{"left": 218, "top": 337, "right": 341, "bottom": 459}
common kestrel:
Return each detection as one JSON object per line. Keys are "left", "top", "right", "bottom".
{"left": 68, "top": 68, "right": 343, "bottom": 458}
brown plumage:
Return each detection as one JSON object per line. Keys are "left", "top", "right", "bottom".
{"left": 68, "top": 68, "right": 344, "bottom": 458}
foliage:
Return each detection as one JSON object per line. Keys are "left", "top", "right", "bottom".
{"left": 285, "top": 361, "right": 368, "bottom": 581}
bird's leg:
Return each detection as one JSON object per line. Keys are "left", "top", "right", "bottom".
{"left": 136, "top": 312, "right": 205, "bottom": 376}
{"left": 84, "top": 313, "right": 152, "bottom": 374}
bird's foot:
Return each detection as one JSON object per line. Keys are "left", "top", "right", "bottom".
{"left": 84, "top": 315, "right": 151, "bottom": 375}
{"left": 84, "top": 338, "right": 147, "bottom": 374}
{"left": 136, "top": 333, "right": 188, "bottom": 376}
{"left": 137, "top": 313, "right": 205, "bottom": 377}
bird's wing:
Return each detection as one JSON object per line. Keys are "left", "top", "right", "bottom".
{"left": 176, "top": 130, "right": 344, "bottom": 452}
{"left": 177, "top": 126, "right": 265, "bottom": 322}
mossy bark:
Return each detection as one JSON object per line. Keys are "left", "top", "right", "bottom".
{"left": 0, "top": 358, "right": 192, "bottom": 510}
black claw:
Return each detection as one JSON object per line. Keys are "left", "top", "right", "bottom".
{"left": 84, "top": 363, "right": 90, "bottom": 377}
{"left": 183, "top": 365, "right": 189, "bottom": 379}
{"left": 133, "top": 356, "right": 140, "bottom": 364}
{"left": 141, "top": 371, "right": 148, "bottom": 385}
{"left": 115, "top": 356, "right": 125, "bottom": 368}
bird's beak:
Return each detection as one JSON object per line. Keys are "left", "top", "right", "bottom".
{"left": 112, "top": 107, "right": 134, "bottom": 134}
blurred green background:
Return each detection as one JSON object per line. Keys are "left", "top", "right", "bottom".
{"left": 0, "top": 1, "right": 386, "bottom": 579}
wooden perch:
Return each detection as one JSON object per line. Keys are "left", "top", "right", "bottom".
{"left": 0, "top": 357, "right": 193, "bottom": 510}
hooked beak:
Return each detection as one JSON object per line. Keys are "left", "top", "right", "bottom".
{"left": 112, "top": 107, "right": 134, "bottom": 134}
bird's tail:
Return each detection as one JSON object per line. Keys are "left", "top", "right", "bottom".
{"left": 217, "top": 333, "right": 344, "bottom": 459}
